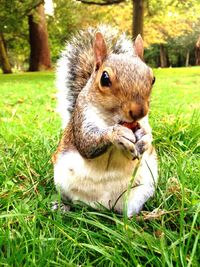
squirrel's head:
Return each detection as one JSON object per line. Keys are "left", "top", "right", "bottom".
{"left": 91, "top": 32, "right": 155, "bottom": 124}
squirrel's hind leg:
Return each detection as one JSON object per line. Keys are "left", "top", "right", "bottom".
{"left": 127, "top": 149, "right": 158, "bottom": 217}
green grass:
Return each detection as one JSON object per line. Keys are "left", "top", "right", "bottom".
{"left": 0, "top": 68, "right": 199, "bottom": 266}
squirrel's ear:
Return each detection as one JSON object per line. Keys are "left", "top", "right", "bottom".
{"left": 135, "top": 34, "right": 144, "bottom": 60}
{"left": 93, "top": 32, "right": 107, "bottom": 70}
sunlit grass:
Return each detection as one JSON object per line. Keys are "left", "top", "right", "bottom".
{"left": 0, "top": 68, "right": 199, "bottom": 266}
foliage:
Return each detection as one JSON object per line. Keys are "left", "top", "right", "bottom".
{"left": 0, "top": 0, "right": 43, "bottom": 70}
{"left": 145, "top": 19, "right": 200, "bottom": 67}
{"left": 47, "top": 0, "right": 84, "bottom": 62}
{"left": 47, "top": 0, "right": 132, "bottom": 62}
{"left": 1, "top": 0, "right": 200, "bottom": 69}
{"left": 145, "top": 0, "right": 200, "bottom": 45}
{"left": 0, "top": 68, "right": 200, "bottom": 265}
{"left": 0, "top": 0, "right": 42, "bottom": 32}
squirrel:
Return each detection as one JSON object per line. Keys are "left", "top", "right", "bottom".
{"left": 53, "top": 25, "right": 158, "bottom": 217}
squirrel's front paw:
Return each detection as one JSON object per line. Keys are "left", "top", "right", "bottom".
{"left": 109, "top": 125, "right": 139, "bottom": 159}
{"left": 135, "top": 128, "right": 152, "bottom": 155}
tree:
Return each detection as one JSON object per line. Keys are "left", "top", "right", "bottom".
{"left": 76, "top": 0, "right": 145, "bottom": 39}
{"left": 159, "top": 44, "right": 168, "bottom": 67}
{"left": 144, "top": 0, "right": 200, "bottom": 66}
{"left": 76, "top": 0, "right": 125, "bottom": 5}
{"left": 0, "top": 32, "right": 12, "bottom": 73}
{"left": 28, "top": 3, "right": 51, "bottom": 71}
{"left": 132, "top": 0, "right": 144, "bottom": 39}
{"left": 0, "top": 0, "right": 18, "bottom": 73}
{"left": 195, "top": 35, "right": 200, "bottom": 65}
{"left": 0, "top": 0, "right": 51, "bottom": 72}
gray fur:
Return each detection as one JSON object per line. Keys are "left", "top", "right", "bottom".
{"left": 56, "top": 25, "right": 135, "bottom": 126}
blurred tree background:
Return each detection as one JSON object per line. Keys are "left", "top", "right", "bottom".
{"left": 0, "top": 0, "right": 200, "bottom": 73}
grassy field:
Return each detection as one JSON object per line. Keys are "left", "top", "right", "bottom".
{"left": 0, "top": 67, "right": 199, "bottom": 266}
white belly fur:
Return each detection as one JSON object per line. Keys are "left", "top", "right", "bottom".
{"left": 54, "top": 145, "right": 158, "bottom": 215}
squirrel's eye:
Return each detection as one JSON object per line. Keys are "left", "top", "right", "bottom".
{"left": 100, "top": 71, "right": 112, "bottom": 87}
{"left": 152, "top": 77, "right": 156, "bottom": 85}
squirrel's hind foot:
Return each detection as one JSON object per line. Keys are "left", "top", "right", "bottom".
{"left": 51, "top": 201, "right": 71, "bottom": 213}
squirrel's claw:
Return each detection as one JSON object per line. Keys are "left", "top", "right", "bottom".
{"left": 51, "top": 201, "right": 70, "bottom": 213}
{"left": 135, "top": 128, "right": 152, "bottom": 156}
{"left": 109, "top": 125, "right": 139, "bottom": 159}
{"left": 108, "top": 124, "right": 152, "bottom": 160}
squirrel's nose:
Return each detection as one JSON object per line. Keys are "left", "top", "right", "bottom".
{"left": 127, "top": 102, "right": 148, "bottom": 121}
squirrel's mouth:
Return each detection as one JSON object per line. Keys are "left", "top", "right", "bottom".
{"left": 119, "top": 121, "right": 140, "bottom": 131}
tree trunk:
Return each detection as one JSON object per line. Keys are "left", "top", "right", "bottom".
{"left": 28, "top": 3, "right": 51, "bottom": 71}
{"left": 185, "top": 50, "right": 190, "bottom": 67}
{"left": 132, "top": 0, "right": 144, "bottom": 39}
{"left": 160, "top": 44, "right": 168, "bottom": 68}
{"left": 0, "top": 33, "right": 12, "bottom": 74}
{"left": 195, "top": 35, "right": 200, "bottom": 66}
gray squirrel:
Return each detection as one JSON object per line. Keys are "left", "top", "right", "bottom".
{"left": 53, "top": 25, "right": 158, "bottom": 217}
